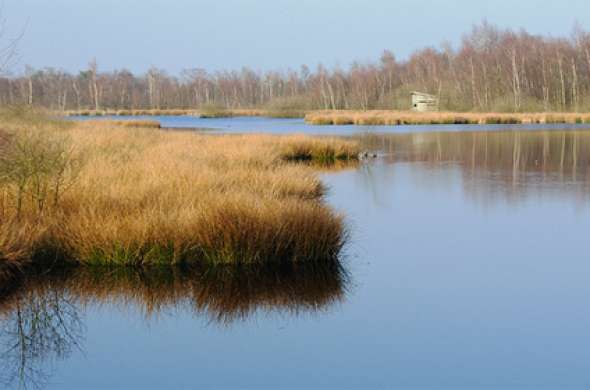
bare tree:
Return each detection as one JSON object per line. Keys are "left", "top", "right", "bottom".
{"left": 3, "top": 23, "right": 590, "bottom": 112}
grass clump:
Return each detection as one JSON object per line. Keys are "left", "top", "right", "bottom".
{"left": 197, "top": 105, "right": 266, "bottom": 118}
{"left": 279, "top": 135, "right": 359, "bottom": 163}
{"left": 64, "top": 109, "right": 199, "bottom": 117}
{"left": 85, "top": 119, "right": 161, "bottom": 128}
{"left": 305, "top": 110, "right": 590, "bottom": 126}
{"left": 0, "top": 111, "right": 357, "bottom": 269}
{"left": 264, "top": 96, "right": 310, "bottom": 118}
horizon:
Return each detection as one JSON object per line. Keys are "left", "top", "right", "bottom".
{"left": 5, "top": 0, "right": 590, "bottom": 75}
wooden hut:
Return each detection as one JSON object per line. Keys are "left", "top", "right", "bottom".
{"left": 411, "top": 91, "right": 439, "bottom": 112}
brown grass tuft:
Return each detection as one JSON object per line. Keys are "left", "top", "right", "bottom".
{"left": 305, "top": 110, "right": 590, "bottom": 126}
{"left": 0, "top": 114, "right": 358, "bottom": 267}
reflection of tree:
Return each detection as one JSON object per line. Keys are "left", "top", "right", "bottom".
{"left": 356, "top": 130, "right": 590, "bottom": 204}
{"left": 0, "top": 261, "right": 349, "bottom": 388}
{"left": 0, "top": 274, "right": 84, "bottom": 390}
{"left": 65, "top": 261, "right": 349, "bottom": 325}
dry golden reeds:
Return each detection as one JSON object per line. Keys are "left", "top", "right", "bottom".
{"left": 62, "top": 107, "right": 307, "bottom": 119}
{"left": 84, "top": 119, "right": 161, "bottom": 128}
{"left": 0, "top": 114, "right": 358, "bottom": 269}
{"left": 305, "top": 110, "right": 590, "bottom": 126}
{"left": 64, "top": 109, "right": 199, "bottom": 117}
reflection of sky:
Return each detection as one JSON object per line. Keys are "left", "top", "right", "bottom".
{"left": 321, "top": 161, "right": 590, "bottom": 387}
{"left": 333, "top": 160, "right": 590, "bottom": 211}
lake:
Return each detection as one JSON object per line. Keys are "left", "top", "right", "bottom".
{"left": 2, "top": 121, "right": 590, "bottom": 389}
{"left": 71, "top": 115, "right": 590, "bottom": 135}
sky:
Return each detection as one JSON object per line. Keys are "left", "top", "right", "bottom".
{"left": 4, "top": 0, "right": 590, "bottom": 75}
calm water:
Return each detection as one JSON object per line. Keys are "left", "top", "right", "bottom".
{"left": 72, "top": 115, "right": 590, "bottom": 135}
{"left": 3, "top": 128, "right": 590, "bottom": 389}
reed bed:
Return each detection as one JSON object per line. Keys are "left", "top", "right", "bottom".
{"left": 198, "top": 107, "right": 305, "bottom": 119}
{"left": 197, "top": 107, "right": 267, "bottom": 118}
{"left": 63, "top": 108, "right": 306, "bottom": 119}
{"left": 84, "top": 119, "right": 161, "bottom": 128}
{"left": 0, "top": 113, "right": 359, "bottom": 270}
{"left": 65, "top": 109, "right": 199, "bottom": 117}
{"left": 305, "top": 110, "right": 590, "bottom": 126}
{"left": 280, "top": 135, "right": 359, "bottom": 163}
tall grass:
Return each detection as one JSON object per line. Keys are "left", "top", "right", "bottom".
{"left": 65, "top": 109, "right": 198, "bottom": 117}
{"left": 64, "top": 107, "right": 307, "bottom": 119}
{"left": 84, "top": 119, "right": 161, "bottom": 128}
{"left": 280, "top": 135, "right": 359, "bottom": 163}
{"left": 197, "top": 105, "right": 267, "bottom": 118}
{"left": 0, "top": 112, "right": 359, "bottom": 270}
{"left": 305, "top": 110, "right": 590, "bottom": 126}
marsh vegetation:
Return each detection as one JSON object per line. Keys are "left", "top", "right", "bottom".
{"left": 63, "top": 107, "right": 307, "bottom": 119}
{"left": 0, "top": 109, "right": 358, "bottom": 276}
{"left": 306, "top": 111, "right": 590, "bottom": 126}
{"left": 1, "top": 110, "right": 590, "bottom": 389}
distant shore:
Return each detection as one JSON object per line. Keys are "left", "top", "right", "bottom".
{"left": 62, "top": 108, "right": 306, "bottom": 119}
{"left": 62, "top": 108, "right": 590, "bottom": 126}
{"left": 304, "top": 110, "right": 590, "bottom": 126}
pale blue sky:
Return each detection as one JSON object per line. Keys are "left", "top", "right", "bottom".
{"left": 5, "top": 0, "right": 590, "bottom": 74}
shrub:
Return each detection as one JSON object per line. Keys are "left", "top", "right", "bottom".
{"left": 0, "top": 128, "right": 81, "bottom": 218}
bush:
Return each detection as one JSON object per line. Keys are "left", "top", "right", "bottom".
{"left": 0, "top": 128, "right": 81, "bottom": 218}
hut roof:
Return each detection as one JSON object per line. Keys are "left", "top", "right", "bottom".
{"left": 411, "top": 91, "right": 437, "bottom": 99}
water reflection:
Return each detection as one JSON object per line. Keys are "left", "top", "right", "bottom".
{"left": 0, "top": 276, "right": 84, "bottom": 390}
{"left": 0, "top": 262, "right": 348, "bottom": 389}
{"left": 357, "top": 130, "right": 590, "bottom": 205}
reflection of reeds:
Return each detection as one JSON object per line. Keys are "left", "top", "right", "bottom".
{"left": 0, "top": 262, "right": 348, "bottom": 387}
{"left": 306, "top": 110, "right": 590, "bottom": 126}
{"left": 358, "top": 130, "right": 590, "bottom": 203}
{"left": 0, "top": 268, "right": 84, "bottom": 389}
{"left": 0, "top": 262, "right": 349, "bottom": 325}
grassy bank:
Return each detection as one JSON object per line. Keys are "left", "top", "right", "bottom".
{"left": 63, "top": 107, "right": 307, "bottom": 119}
{"left": 305, "top": 110, "right": 590, "bottom": 126}
{"left": 64, "top": 108, "right": 199, "bottom": 117}
{"left": 0, "top": 110, "right": 358, "bottom": 271}
{"left": 84, "top": 119, "right": 162, "bottom": 128}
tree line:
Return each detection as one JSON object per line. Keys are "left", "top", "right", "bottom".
{"left": 2, "top": 22, "right": 590, "bottom": 112}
